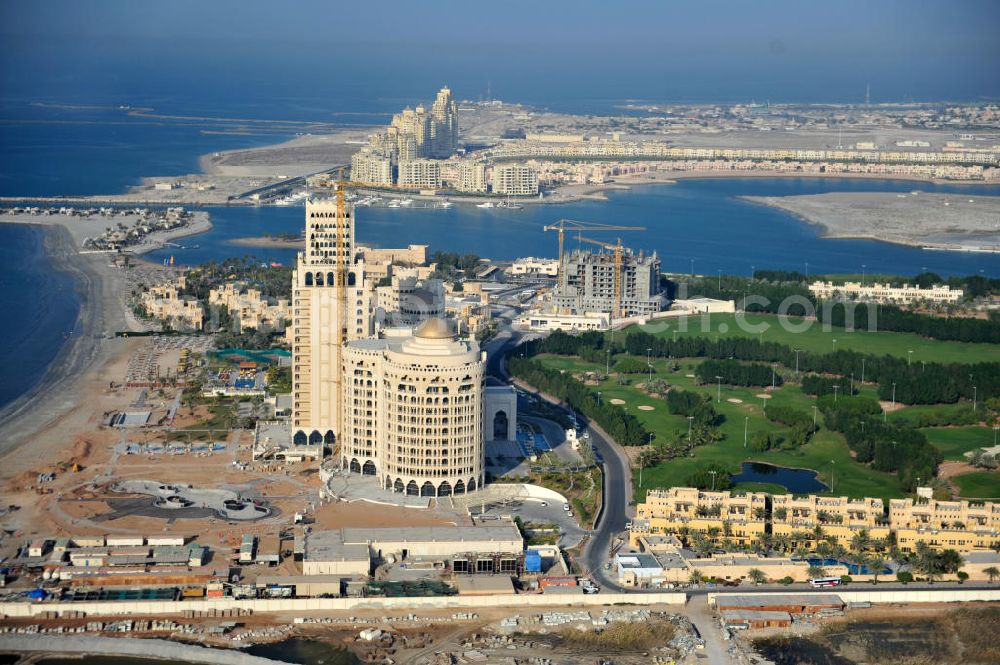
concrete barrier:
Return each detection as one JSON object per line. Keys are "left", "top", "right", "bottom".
{"left": 707, "top": 588, "right": 1000, "bottom": 607}
{"left": 0, "top": 635, "right": 289, "bottom": 664}
{"left": 0, "top": 591, "right": 686, "bottom": 619}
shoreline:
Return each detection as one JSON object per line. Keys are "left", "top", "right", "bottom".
{"left": 0, "top": 215, "right": 179, "bottom": 461}
{"left": 741, "top": 192, "right": 1000, "bottom": 252}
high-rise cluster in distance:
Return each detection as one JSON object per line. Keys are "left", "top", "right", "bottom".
{"left": 351, "top": 86, "right": 459, "bottom": 187}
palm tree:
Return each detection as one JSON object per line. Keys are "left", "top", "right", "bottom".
{"left": 807, "top": 564, "right": 827, "bottom": 580}
{"left": 688, "top": 568, "right": 703, "bottom": 585}
{"left": 850, "top": 529, "right": 871, "bottom": 555}
{"left": 868, "top": 555, "right": 888, "bottom": 584}
{"left": 984, "top": 566, "right": 1000, "bottom": 584}
{"left": 748, "top": 568, "right": 768, "bottom": 585}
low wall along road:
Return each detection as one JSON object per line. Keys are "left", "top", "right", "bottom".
{"left": 707, "top": 588, "right": 1000, "bottom": 607}
{"left": 0, "top": 591, "right": 686, "bottom": 618}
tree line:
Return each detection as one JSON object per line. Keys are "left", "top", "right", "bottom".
{"left": 764, "top": 405, "right": 817, "bottom": 449}
{"left": 664, "top": 273, "right": 1000, "bottom": 343}
{"left": 521, "top": 328, "right": 999, "bottom": 405}
{"left": 507, "top": 357, "right": 650, "bottom": 446}
{"left": 819, "top": 395, "right": 941, "bottom": 491}
{"left": 801, "top": 375, "right": 857, "bottom": 397}
{"left": 695, "top": 359, "right": 782, "bottom": 388}
{"left": 619, "top": 330, "right": 998, "bottom": 406}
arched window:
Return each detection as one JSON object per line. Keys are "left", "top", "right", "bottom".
{"left": 454, "top": 480, "right": 465, "bottom": 495}
{"left": 394, "top": 478, "right": 405, "bottom": 493}
{"left": 467, "top": 478, "right": 477, "bottom": 492}
{"left": 349, "top": 458, "right": 361, "bottom": 473}
{"left": 362, "top": 460, "right": 376, "bottom": 476}
{"left": 304, "top": 273, "right": 313, "bottom": 286}
{"left": 438, "top": 481, "right": 452, "bottom": 497}
{"left": 348, "top": 272, "right": 357, "bottom": 286}
{"left": 293, "top": 430, "right": 308, "bottom": 446}
{"left": 309, "top": 430, "right": 323, "bottom": 446}
{"left": 315, "top": 273, "right": 324, "bottom": 286}
{"left": 420, "top": 481, "right": 436, "bottom": 497}
{"left": 406, "top": 480, "right": 419, "bottom": 496}
{"left": 493, "top": 410, "right": 509, "bottom": 440}
{"left": 324, "top": 430, "right": 335, "bottom": 445}
{"left": 327, "top": 272, "right": 335, "bottom": 286}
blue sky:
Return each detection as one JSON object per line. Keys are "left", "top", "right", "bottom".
{"left": 2, "top": 0, "right": 998, "bottom": 105}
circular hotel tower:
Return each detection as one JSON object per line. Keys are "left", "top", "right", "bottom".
{"left": 341, "top": 318, "right": 485, "bottom": 497}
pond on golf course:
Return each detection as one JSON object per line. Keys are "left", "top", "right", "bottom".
{"left": 732, "top": 462, "right": 829, "bottom": 493}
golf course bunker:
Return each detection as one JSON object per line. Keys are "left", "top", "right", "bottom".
{"left": 609, "top": 398, "right": 626, "bottom": 405}
{"left": 756, "top": 393, "right": 772, "bottom": 399}
{"left": 111, "top": 480, "right": 272, "bottom": 521}
{"left": 637, "top": 405, "right": 655, "bottom": 411}
{"left": 727, "top": 398, "right": 743, "bottom": 404}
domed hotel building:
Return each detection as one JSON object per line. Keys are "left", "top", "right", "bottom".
{"left": 340, "top": 317, "right": 486, "bottom": 497}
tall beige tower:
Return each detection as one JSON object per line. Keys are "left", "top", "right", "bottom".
{"left": 291, "top": 194, "right": 373, "bottom": 452}
{"left": 430, "top": 86, "right": 459, "bottom": 158}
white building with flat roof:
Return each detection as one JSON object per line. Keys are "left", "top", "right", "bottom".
{"left": 808, "top": 280, "right": 963, "bottom": 304}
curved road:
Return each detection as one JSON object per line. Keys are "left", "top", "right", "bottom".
{"left": 485, "top": 326, "right": 631, "bottom": 590}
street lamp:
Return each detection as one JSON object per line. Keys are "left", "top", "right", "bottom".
{"left": 647, "top": 347, "right": 653, "bottom": 384}
{"left": 861, "top": 358, "right": 866, "bottom": 385}
{"left": 832, "top": 338, "right": 838, "bottom": 352}
{"left": 812, "top": 405, "right": 818, "bottom": 428}
{"left": 793, "top": 347, "right": 801, "bottom": 374}
{"left": 891, "top": 382, "right": 896, "bottom": 409}
{"left": 687, "top": 416, "right": 695, "bottom": 441}
{"left": 861, "top": 264, "right": 866, "bottom": 287}
{"left": 597, "top": 391, "right": 602, "bottom": 407}
{"left": 717, "top": 269, "right": 722, "bottom": 291}
{"left": 973, "top": 385, "right": 978, "bottom": 411}
{"left": 833, "top": 385, "right": 840, "bottom": 403}
{"left": 907, "top": 350, "right": 913, "bottom": 366}
{"left": 606, "top": 348, "right": 611, "bottom": 376}
{"left": 744, "top": 416, "right": 749, "bottom": 449}
{"left": 715, "top": 376, "right": 723, "bottom": 403}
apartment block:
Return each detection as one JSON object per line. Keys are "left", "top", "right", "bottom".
{"left": 808, "top": 280, "right": 964, "bottom": 304}
{"left": 492, "top": 164, "right": 539, "bottom": 196}
{"left": 633, "top": 487, "right": 768, "bottom": 547}
{"left": 141, "top": 282, "right": 203, "bottom": 331}
{"left": 398, "top": 159, "right": 442, "bottom": 189}
{"left": 889, "top": 497, "right": 1000, "bottom": 552}
{"left": 771, "top": 494, "right": 891, "bottom": 548}
{"left": 209, "top": 282, "right": 290, "bottom": 332}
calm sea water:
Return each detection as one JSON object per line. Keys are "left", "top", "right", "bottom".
{"left": 146, "top": 178, "right": 1000, "bottom": 277}
{"left": 2, "top": 98, "right": 1000, "bottom": 411}
{"left": 0, "top": 224, "right": 81, "bottom": 408}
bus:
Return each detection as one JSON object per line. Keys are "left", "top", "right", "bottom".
{"left": 809, "top": 576, "right": 842, "bottom": 588}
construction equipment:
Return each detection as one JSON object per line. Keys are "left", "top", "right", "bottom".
{"left": 576, "top": 235, "right": 628, "bottom": 320}
{"left": 542, "top": 219, "right": 644, "bottom": 265}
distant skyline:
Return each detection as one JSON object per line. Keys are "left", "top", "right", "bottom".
{"left": 1, "top": 0, "right": 999, "bottom": 109}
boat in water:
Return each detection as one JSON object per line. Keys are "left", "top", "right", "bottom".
{"left": 476, "top": 201, "right": 495, "bottom": 208}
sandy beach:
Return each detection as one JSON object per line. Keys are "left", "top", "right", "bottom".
{"left": 743, "top": 191, "right": 1000, "bottom": 251}
{"left": 0, "top": 213, "right": 187, "bottom": 464}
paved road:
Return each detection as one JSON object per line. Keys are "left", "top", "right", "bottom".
{"left": 486, "top": 327, "right": 632, "bottom": 590}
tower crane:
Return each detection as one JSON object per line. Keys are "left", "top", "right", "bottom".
{"left": 542, "top": 219, "right": 645, "bottom": 265}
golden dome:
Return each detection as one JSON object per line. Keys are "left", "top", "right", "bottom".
{"left": 413, "top": 317, "right": 454, "bottom": 340}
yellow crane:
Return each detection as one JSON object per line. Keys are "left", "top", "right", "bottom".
{"left": 542, "top": 219, "right": 645, "bottom": 265}
{"left": 576, "top": 235, "right": 628, "bottom": 321}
